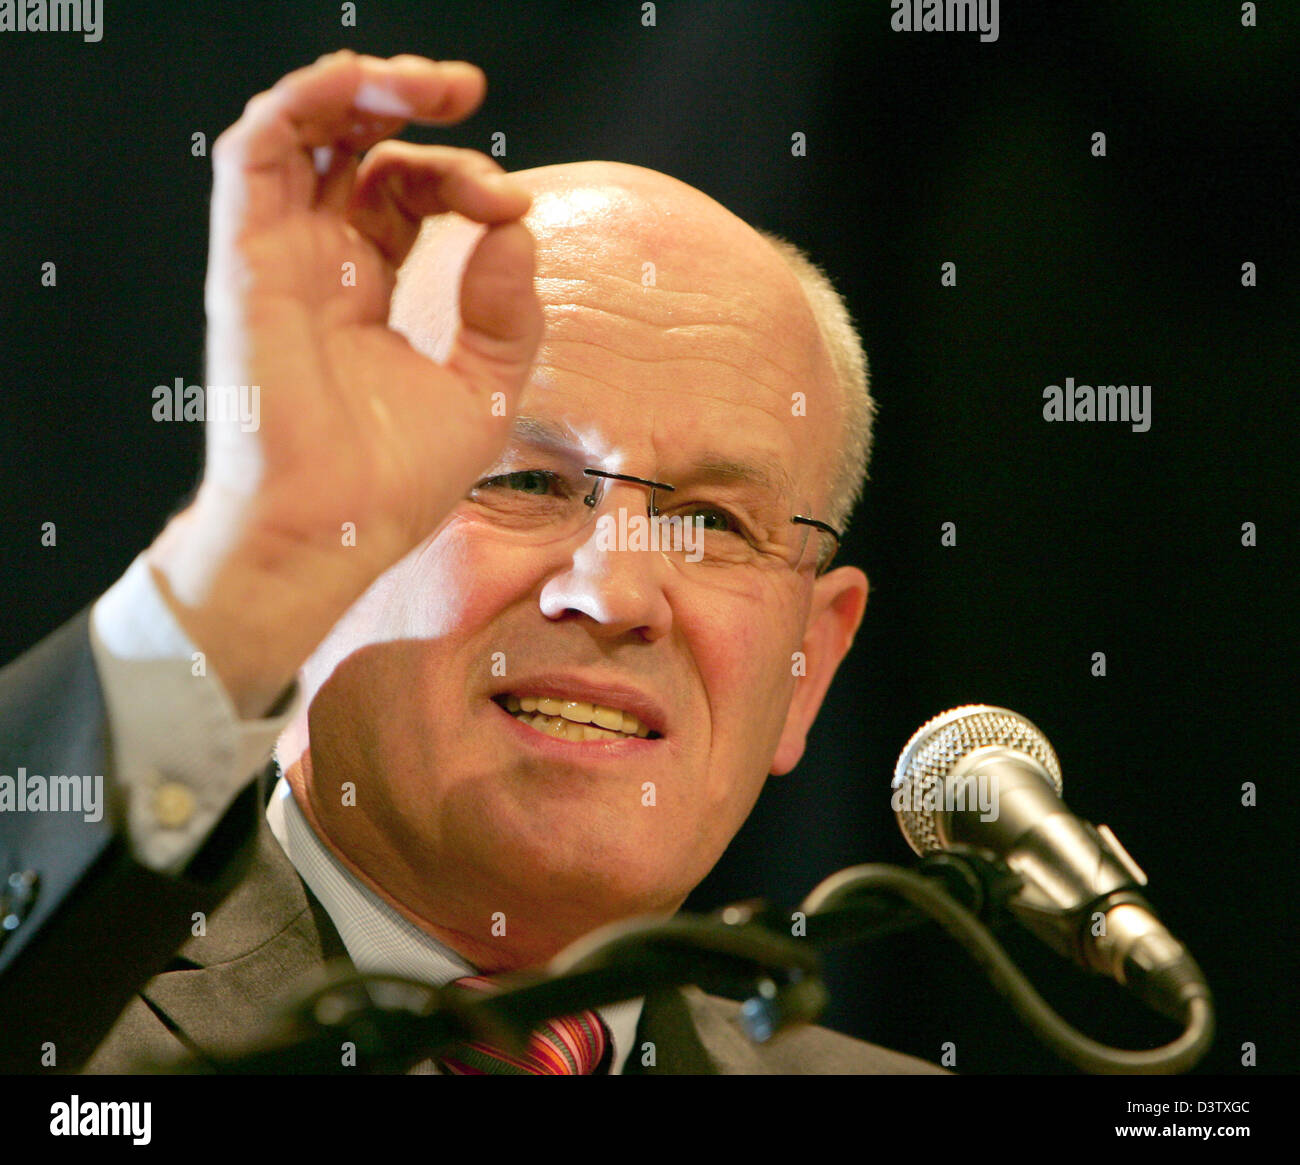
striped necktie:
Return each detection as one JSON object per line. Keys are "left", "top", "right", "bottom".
{"left": 437, "top": 975, "right": 610, "bottom": 1075}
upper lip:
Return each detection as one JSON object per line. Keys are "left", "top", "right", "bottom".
{"left": 492, "top": 673, "right": 668, "bottom": 737}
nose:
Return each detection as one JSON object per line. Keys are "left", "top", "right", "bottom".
{"left": 538, "top": 491, "right": 673, "bottom": 641}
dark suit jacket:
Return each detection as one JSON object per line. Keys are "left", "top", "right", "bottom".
{"left": 0, "top": 613, "right": 943, "bottom": 1075}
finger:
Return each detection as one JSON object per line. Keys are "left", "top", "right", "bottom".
{"left": 235, "top": 52, "right": 484, "bottom": 163}
{"left": 347, "top": 143, "right": 531, "bottom": 268}
{"left": 446, "top": 220, "right": 545, "bottom": 400}
{"left": 212, "top": 53, "right": 485, "bottom": 236}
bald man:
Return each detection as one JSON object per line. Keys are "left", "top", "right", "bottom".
{"left": 0, "top": 54, "right": 938, "bottom": 1075}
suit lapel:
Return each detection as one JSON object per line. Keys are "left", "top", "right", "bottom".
{"left": 632, "top": 985, "right": 774, "bottom": 1074}
{"left": 139, "top": 809, "right": 352, "bottom": 1064}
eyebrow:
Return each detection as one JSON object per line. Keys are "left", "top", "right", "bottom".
{"left": 678, "top": 454, "right": 796, "bottom": 498}
{"left": 509, "top": 415, "right": 797, "bottom": 497}
{"left": 510, "top": 414, "right": 581, "bottom": 453}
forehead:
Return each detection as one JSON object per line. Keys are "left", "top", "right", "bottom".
{"left": 391, "top": 180, "right": 841, "bottom": 504}
{"left": 524, "top": 209, "right": 834, "bottom": 499}
{"left": 531, "top": 185, "right": 820, "bottom": 379}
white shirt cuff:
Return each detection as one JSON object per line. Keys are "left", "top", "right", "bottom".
{"left": 89, "top": 551, "right": 301, "bottom": 875}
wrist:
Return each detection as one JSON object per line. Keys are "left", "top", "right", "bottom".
{"left": 145, "top": 495, "right": 390, "bottom": 718}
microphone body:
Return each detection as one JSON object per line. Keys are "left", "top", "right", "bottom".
{"left": 892, "top": 706, "right": 1209, "bottom": 1019}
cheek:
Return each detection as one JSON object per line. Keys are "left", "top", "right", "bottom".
{"left": 302, "top": 522, "right": 538, "bottom": 690}
{"left": 709, "top": 583, "right": 804, "bottom": 715}
{"left": 691, "top": 588, "right": 803, "bottom": 795}
{"left": 401, "top": 520, "right": 566, "bottom": 639}
{"left": 300, "top": 528, "right": 547, "bottom": 797}
{"left": 378, "top": 526, "right": 511, "bottom": 641}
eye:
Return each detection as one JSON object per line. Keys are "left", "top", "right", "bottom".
{"left": 477, "top": 470, "right": 564, "bottom": 496}
{"left": 684, "top": 505, "right": 740, "bottom": 533}
{"left": 669, "top": 501, "right": 755, "bottom": 540}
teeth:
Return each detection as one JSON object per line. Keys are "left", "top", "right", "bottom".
{"left": 521, "top": 712, "right": 613, "bottom": 742}
{"left": 500, "top": 693, "right": 654, "bottom": 740}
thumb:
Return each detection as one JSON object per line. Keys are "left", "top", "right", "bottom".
{"left": 446, "top": 219, "right": 544, "bottom": 402}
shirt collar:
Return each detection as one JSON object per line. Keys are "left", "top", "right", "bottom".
{"left": 265, "top": 777, "right": 643, "bottom": 1073}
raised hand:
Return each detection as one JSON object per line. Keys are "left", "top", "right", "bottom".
{"left": 149, "top": 52, "right": 543, "bottom": 715}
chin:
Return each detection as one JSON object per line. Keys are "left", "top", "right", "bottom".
{"left": 487, "top": 832, "right": 691, "bottom": 923}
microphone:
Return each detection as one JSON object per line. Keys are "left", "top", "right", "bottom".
{"left": 891, "top": 705, "right": 1209, "bottom": 1020}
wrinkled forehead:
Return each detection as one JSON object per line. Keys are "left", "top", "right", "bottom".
{"left": 390, "top": 179, "right": 839, "bottom": 504}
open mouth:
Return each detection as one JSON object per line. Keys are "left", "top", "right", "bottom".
{"left": 493, "top": 694, "right": 660, "bottom": 742}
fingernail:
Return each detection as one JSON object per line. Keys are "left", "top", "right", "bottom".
{"left": 355, "top": 81, "right": 414, "bottom": 118}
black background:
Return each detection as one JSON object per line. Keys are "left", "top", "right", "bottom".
{"left": 0, "top": 0, "right": 1295, "bottom": 1075}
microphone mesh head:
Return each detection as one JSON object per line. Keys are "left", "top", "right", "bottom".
{"left": 892, "top": 705, "right": 1063, "bottom": 856}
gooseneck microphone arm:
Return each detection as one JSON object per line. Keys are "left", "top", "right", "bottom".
{"left": 800, "top": 860, "right": 1215, "bottom": 1075}
{"left": 171, "top": 911, "right": 827, "bottom": 1074}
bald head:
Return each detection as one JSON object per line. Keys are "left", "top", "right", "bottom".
{"left": 390, "top": 160, "right": 870, "bottom": 528}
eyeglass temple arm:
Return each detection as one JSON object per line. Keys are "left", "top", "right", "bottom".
{"left": 792, "top": 515, "right": 842, "bottom": 575}
{"left": 793, "top": 514, "right": 840, "bottom": 541}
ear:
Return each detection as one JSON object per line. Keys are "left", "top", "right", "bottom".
{"left": 769, "top": 565, "right": 869, "bottom": 776}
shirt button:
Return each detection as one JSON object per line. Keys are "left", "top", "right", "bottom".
{"left": 153, "top": 782, "right": 196, "bottom": 828}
